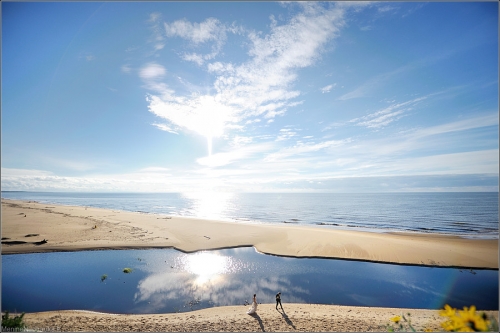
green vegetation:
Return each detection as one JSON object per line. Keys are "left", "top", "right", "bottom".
{"left": 123, "top": 268, "right": 132, "bottom": 273}
{"left": 101, "top": 274, "right": 108, "bottom": 282}
{"left": 2, "top": 311, "right": 26, "bottom": 329}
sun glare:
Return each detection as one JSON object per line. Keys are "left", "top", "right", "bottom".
{"left": 182, "top": 191, "right": 234, "bottom": 220}
{"left": 185, "top": 252, "right": 229, "bottom": 285}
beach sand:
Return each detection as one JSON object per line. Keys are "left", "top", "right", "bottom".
{"left": 2, "top": 199, "right": 498, "bottom": 268}
{"left": 2, "top": 199, "right": 499, "bottom": 332}
{"left": 21, "top": 304, "right": 499, "bottom": 332}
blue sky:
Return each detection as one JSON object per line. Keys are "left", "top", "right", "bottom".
{"left": 1, "top": 1, "right": 498, "bottom": 192}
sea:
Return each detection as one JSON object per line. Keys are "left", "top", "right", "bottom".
{"left": 1, "top": 191, "right": 498, "bottom": 239}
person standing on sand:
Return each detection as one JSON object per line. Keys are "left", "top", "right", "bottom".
{"left": 247, "top": 294, "right": 258, "bottom": 314}
{"left": 276, "top": 292, "right": 283, "bottom": 311}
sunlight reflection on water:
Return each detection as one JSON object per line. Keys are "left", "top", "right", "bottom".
{"left": 183, "top": 252, "right": 230, "bottom": 285}
{"left": 180, "top": 192, "right": 235, "bottom": 221}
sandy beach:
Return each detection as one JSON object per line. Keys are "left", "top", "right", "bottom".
{"left": 2, "top": 198, "right": 499, "bottom": 332}
{"left": 21, "top": 304, "right": 499, "bottom": 332}
{"left": 1, "top": 199, "right": 498, "bottom": 268}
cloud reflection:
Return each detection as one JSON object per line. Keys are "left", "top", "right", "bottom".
{"left": 134, "top": 267, "right": 308, "bottom": 313}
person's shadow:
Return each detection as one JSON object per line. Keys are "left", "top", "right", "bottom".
{"left": 249, "top": 313, "right": 265, "bottom": 332}
{"left": 278, "top": 309, "right": 296, "bottom": 330}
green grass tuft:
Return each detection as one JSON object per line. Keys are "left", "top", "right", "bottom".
{"left": 2, "top": 311, "right": 26, "bottom": 329}
{"left": 101, "top": 274, "right": 108, "bottom": 282}
{"left": 123, "top": 268, "right": 133, "bottom": 273}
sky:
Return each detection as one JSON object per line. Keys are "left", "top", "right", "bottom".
{"left": 1, "top": 1, "right": 499, "bottom": 193}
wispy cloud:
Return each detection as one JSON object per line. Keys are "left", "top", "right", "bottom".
{"left": 164, "top": 17, "right": 228, "bottom": 66}
{"left": 378, "top": 5, "right": 398, "bottom": 13}
{"left": 152, "top": 123, "right": 178, "bottom": 134}
{"left": 264, "top": 139, "right": 350, "bottom": 162}
{"left": 337, "top": 53, "right": 461, "bottom": 101}
{"left": 148, "top": 12, "right": 166, "bottom": 51}
{"left": 350, "top": 96, "right": 427, "bottom": 129}
{"left": 321, "top": 83, "right": 336, "bottom": 93}
{"left": 121, "top": 64, "right": 132, "bottom": 73}
{"left": 78, "top": 53, "right": 96, "bottom": 62}
{"left": 343, "top": 112, "right": 499, "bottom": 161}
{"left": 139, "top": 63, "right": 166, "bottom": 80}
{"left": 337, "top": 64, "right": 411, "bottom": 101}
{"left": 411, "top": 112, "right": 499, "bottom": 139}
{"left": 276, "top": 128, "right": 298, "bottom": 141}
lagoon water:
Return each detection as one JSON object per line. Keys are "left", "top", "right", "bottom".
{"left": 1, "top": 191, "right": 498, "bottom": 238}
{"left": 2, "top": 248, "right": 498, "bottom": 314}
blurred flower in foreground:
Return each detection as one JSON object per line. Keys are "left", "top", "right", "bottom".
{"left": 387, "top": 313, "right": 415, "bottom": 332}
{"left": 386, "top": 305, "right": 498, "bottom": 332}
{"left": 439, "top": 304, "right": 497, "bottom": 332}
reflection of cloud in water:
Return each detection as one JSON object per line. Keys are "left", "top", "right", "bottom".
{"left": 134, "top": 270, "right": 309, "bottom": 313}
{"left": 397, "top": 280, "right": 447, "bottom": 299}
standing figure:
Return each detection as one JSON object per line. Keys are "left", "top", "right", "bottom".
{"left": 276, "top": 292, "right": 283, "bottom": 311}
{"left": 247, "top": 294, "right": 258, "bottom": 314}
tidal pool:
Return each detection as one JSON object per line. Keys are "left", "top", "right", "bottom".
{"left": 2, "top": 247, "right": 498, "bottom": 314}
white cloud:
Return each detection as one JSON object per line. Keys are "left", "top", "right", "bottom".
{"left": 321, "top": 84, "right": 336, "bottom": 93}
{"left": 145, "top": 3, "right": 347, "bottom": 144}
{"left": 164, "top": 17, "right": 228, "bottom": 65}
{"left": 276, "top": 128, "right": 298, "bottom": 141}
{"left": 164, "top": 18, "right": 224, "bottom": 44}
{"left": 231, "top": 135, "right": 253, "bottom": 147}
{"left": 139, "top": 63, "right": 166, "bottom": 80}
{"left": 147, "top": 94, "right": 238, "bottom": 138}
{"left": 182, "top": 53, "right": 205, "bottom": 66}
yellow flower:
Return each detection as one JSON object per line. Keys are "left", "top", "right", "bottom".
{"left": 440, "top": 304, "right": 457, "bottom": 318}
{"left": 456, "top": 306, "right": 489, "bottom": 332}
{"left": 440, "top": 305, "right": 490, "bottom": 332}
{"left": 424, "top": 328, "right": 434, "bottom": 332}
{"left": 390, "top": 315, "right": 401, "bottom": 324}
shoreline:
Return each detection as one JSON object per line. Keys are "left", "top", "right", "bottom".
{"left": 1, "top": 199, "right": 498, "bottom": 268}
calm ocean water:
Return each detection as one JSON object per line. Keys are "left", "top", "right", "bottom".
{"left": 1, "top": 191, "right": 498, "bottom": 239}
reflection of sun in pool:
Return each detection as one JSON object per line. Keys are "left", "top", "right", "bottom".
{"left": 185, "top": 252, "right": 229, "bottom": 285}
